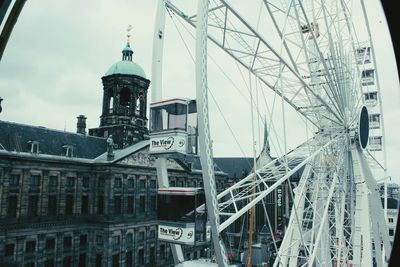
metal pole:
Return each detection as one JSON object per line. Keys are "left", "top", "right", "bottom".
{"left": 151, "top": 0, "right": 184, "bottom": 263}
{"left": 0, "top": 0, "right": 27, "bottom": 61}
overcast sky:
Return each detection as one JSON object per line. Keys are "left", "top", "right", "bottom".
{"left": 0, "top": 1, "right": 399, "bottom": 183}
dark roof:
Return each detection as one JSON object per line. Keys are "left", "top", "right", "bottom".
{"left": 0, "top": 120, "right": 107, "bottom": 159}
{"left": 213, "top": 156, "right": 304, "bottom": 182}
{"left": 213, "top": 157, "right": 253, "bottom": 179}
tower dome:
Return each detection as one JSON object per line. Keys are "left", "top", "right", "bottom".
{"left": 104, "top": 42, "right": 146, "bottom": 78}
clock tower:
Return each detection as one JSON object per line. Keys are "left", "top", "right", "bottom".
{"left": 89, "top": 40, "right": 150, "bottom": 148}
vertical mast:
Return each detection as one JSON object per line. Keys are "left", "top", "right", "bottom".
{"left": 151, "top": 0, "right": 184, "bottom": 263}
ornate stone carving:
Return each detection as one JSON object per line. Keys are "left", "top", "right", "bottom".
{"left": 116, "top": 148, "right": 183, "bottom": 170}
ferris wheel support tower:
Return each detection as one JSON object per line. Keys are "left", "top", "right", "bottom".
{"left": 151, "top": 0, "right": 185, "bottom": 264}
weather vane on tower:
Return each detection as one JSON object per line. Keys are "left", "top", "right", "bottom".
{"left": 127, "top": 24, "right": 133, "bottom": 45}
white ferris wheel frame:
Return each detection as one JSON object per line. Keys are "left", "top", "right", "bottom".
{"left": 151, "top": 0, "right": 393, "bottom": 266}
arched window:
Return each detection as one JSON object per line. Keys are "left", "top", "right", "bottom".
{"left": 120, "top": 87, "right": 130, "bottom": 106}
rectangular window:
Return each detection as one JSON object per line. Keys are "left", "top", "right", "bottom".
{"left": 138, "top": 232, "right": 144, "bottom": 242}
{"left": 27, "top": 195, "right": 38, "bottom": 217}
{"left": 160, "top": 244, "right": 165, "bottom": 260}
{"left": 10, "top": 174, "right": 19, "bottom": 186}
{"left": 49, "top": 176, "right": 58, "bottom": 187}
{"left": 112, "top": 235, "right": 120, "bottom": 248}
{"left": 67, "top": 177, "right": 75, "bottom": 187}
{"left": 98, "top": 178, "right": 105, "bottom": 188}
{"left": 64, "top": 236, "right": 72, "bottom": 249}
{"left": 96, "top": 235, "right": 103, "bottom": 246}
{"left": 95, "top": 254, "right": 102, "bottom": 267}
{"left": 48, "top": 195, "right": 57, "bottom": 216}
{"left": 151, "top": 195, "right": 156, "bottom": 211}
{"left": 389, "top": 228, "right": 395, "bottom": 236}
{"left": 29, "top": 175, "right": 40, "bottom": 186}
{"left": 150, "top": 179, "right": 156, "bottom": 189}
{"left": 81, "top": 195, "right": 89, "bottom": 215}
{"left": 25, "top": 240, "right": 36, "bottom": 253}
{"left": 139, "top": 195, "right": 146, "bottom": 213}
{"left": 7, "top": 196, "right": 18, "bottom": 217}
{"left": 63, "top": 256, "right": 72, "bottom": 267}
{"left": 46, "top": 238, "right": 56, "bottom": 250}
{"left": 4, "top": 243, "right": 14, "bottom": 256}
{"left": 44, "top": 259, "right": 55, "bottom": 267}
{"left": 78, "top": 253, "right": 86, "bottom": 267}
{"left": 150, "top": 246, "right": 155, "bottom": 264}
{"left": 126, "top": 233, "right": 133, "bottom": 244}
{"left": 114, "top": 196, "right": 121, "bottom": 214}
{"left": 46, "top": 238, "right": 55, "bottom": 250}
{"left": 82, "top": 177, "right": 89, "bottom": 188}
{"left": 389, "top": 218, "right": 394, "bottom": 223}
{"left": 138, "top": 248, "right": 144, "bottom": 265}
{"left": 127, "top": 196, "right": 134, "bottom": 214}
{"left": 114, "top": 178, "right": 122, "bottom": 188}
{"left": 112, "top": 254, "right": 119, "bottom": 267}
{"left": 126, "top": 251, "right": 133, "bottom": 267}
{"left": 150, "top": 229, "right": 156, "bottom": 239}
{"left": 139, "top": 179, "right": 146, "bottom": 189}
{"left": 80, "top": 234, "right": 87, "bottom": 247}
{"left": 97, "top": 195, "right": 104, "bottom": 215}
{"left": 127, "top": 179, "right": 134, "bottom": 188}
{"left": 65, "top": 195, "right": 74, "bottom": 215}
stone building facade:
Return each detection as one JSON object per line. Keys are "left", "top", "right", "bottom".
{"left": 0, "top": 41, "right": 229, "bottom": 266}
{"left": 0, "top": 140, "right": 220, "bottom": 267}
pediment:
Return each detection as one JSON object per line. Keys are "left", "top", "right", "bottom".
{"left": 116, "top": 146, "right": 184, "bottom": 170}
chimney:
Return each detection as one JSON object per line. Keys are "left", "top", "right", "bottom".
{"left": 76, "top": 115, "right": 87, "bottom": 134}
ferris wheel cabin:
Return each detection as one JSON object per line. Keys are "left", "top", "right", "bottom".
{"left": 149, "top": 98, "right": 197, "bottom": 158}
{"left": 157, "top": 187, "right": 209, "bottom": 246}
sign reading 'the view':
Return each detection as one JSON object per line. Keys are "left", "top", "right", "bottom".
{"left": 150, "top": 133, "right": 187, "bottom": 154}
{"left": 158, "top": 225, "right": 195, "bottom": 245}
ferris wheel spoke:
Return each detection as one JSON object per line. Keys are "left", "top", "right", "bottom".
{"left": 296, "top": 1, "right": 348, "bottom": 121}
{"left": 217, "top": 133, "right": 345, "bottom": 233}
{"left": 274, "top": 137, "right": 349, "bottom": 267}
{"left": 166, "top": 0, "right": 344, "bottom": 127}
{"left": 275, "top": 164, "right": 313, "bottom": 267}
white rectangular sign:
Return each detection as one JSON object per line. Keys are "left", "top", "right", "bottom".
{"left": 158, "top": 224, "right": 195, "bottom": 245}
{"left": 150, "top": 133, "right": 187, "bottom": 154}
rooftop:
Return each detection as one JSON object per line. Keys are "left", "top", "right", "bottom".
{"left": 0, "top": 120, "right": 107, "bottom": 159}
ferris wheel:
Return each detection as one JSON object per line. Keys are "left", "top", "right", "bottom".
{"left": 150, "top": 0, "right": 393, "bottom": 266}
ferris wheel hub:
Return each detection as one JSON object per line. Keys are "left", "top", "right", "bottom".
{"left": 358, "top": 106, "right": 370, "bottom": 149}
